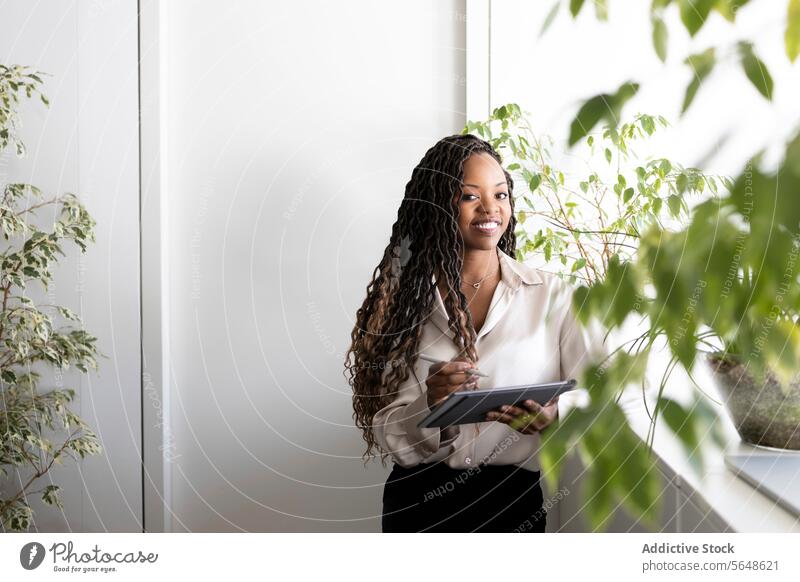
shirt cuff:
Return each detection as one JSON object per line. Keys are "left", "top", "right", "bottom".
{"left": 396, "top": 391, "right": 448, "bottom": 456}
{"left": 440, "top": 425, "right": 460, "bottom": 447}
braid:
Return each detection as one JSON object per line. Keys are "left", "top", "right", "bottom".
{"left": 344, "top": 134, "right": 517, "bottom": 465}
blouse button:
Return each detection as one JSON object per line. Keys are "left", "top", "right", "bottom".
{"left": 465, "top": 456, "right": 472, "bottom": 465}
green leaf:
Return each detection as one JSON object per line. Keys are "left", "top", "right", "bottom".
{"left": 529, "top": 173, "right": 542, "bottom": 191}
{"left": 714, "top": 0, "right": 751, "bottom": 21}
{"left": 595, "top": 0, "right": 608, "bottom": 20}
{"left": 667, "top": 194, "right": 682, "bottom": 217}
{"left": 569, "top": 95, "right": 608, "bottom": 146}
{"left": 623, "top": 187, "right": 635, "bottom": 202}
{"left": 655, "top": 398, "right": 700, "bottom": 461}
{"left": 572, "top": 257, "right": 587, "bottom": 272}
{"left": 570, "top": 0, "right": 586, "bottom": 17}
{"left": 540, "top": 1, "right": 561, "bottom": 37}
{"left": 787, "top": 0, "right": 800, "bottom": 62}
{"left": 676, "top": 172, "right": 688, "bottom": 193}
{"left": 738, "top": 41, "right": 774, "bottom": 100}
{"left": 681, "top": 47, "right": 716, "bottom": 114}
{"left": 568, "top": 81, "right": 639, "bottom": 146}
{"left": 585, "top": 457, "right": 616, "bottom": 531}
{"left": 539, "top": 407, "right": 594, "bottom": 490}
{"left": 652, "top": 15, "right": 668, "bottom": 62}
{"left": 42, "top": 485, "right": 64, "bottom": 509}
{"left": 678, "top": 0, "right": 716, "bottom": 36}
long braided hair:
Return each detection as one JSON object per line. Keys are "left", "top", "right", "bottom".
{"left": 344, "top": 133, "right": 517, "bottom": 465}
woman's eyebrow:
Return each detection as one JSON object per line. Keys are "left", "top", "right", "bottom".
{"left": 462, "top": 181, "right": 507, "bottom": 188}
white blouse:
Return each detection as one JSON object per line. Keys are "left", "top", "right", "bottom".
{"left": 372, "top": 248, "right": 607, "bottom": 472}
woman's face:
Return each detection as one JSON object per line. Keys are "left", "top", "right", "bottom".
{"left": 453, "top": 152, "right": 512, "bottom": 251}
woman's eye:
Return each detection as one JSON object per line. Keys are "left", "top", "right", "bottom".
{"left": 459, "top": 192, "right": 508, "bottom": 201}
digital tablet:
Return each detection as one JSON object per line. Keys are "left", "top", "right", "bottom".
{"left": 416, "top": 379, "right": 577, "bottom": 429}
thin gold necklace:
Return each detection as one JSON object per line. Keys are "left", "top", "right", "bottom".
{"left": 460, "top": 263, "right": 498, "bottom": 289}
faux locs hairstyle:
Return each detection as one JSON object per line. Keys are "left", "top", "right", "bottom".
{"left": 344, "top": 133, "right": 517, "bottom": 465}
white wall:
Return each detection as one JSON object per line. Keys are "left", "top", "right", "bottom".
{"left": 0, "top": 0, "right": 141, "bottom": 531}
{"left": 161, "top": 0, "right": 466, "bottom": 531}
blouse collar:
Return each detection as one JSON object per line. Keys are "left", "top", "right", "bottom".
{"left": 427, "top": 249, "right": 543, "bottom": 340}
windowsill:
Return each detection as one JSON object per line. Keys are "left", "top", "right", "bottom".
{"left": 621, "top": 356, "right": 800, "bottom": 533}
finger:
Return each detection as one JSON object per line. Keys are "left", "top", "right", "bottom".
{"left": 442, "top": 372, "right": 472, "bottom": 385}
{"left": 486, "top": 411, "right": 538, "bottom": 433}
{"left": 485, "top": 410, "right": 524, "bottom": 424}
{"left": 444, "top": 361, "right": 476, "bottom": 375}
{"left": 427, "top": 367, "right": 468, "bottom": 385}
{"left": 436, "top": 361, "right": 473, "bottom": 377}
{"left": 439, "top": 377, "right": 476, "bottom": 399}
{"left": 509, "top": 413, "right": 540, "bottom": 432}
{"left": 500, "top": 405, "right": 528, "bottom": 416}
{"left": 522, "top": 399, "right": 543, "bottom": 413}
{"left": 484, "top": 404, "right": 525, "bottom": 421}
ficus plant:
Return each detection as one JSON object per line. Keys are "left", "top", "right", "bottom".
{"left": 502, "top": 0, "right": 800, "bottom": 531}
{"left": 0, "top": 64, "right": 103, "bottom": 532}
{"left": 551, "top": 125, "right": 800, "bottom": 532}
{"left": 463, "top": 103, "right": 731, "bottom": 530}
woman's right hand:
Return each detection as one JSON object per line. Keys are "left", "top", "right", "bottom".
{"left": 425, "top": 356, "right": 478, "bottom": 409}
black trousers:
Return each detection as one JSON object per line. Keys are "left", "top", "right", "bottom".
{"left": 381, "top": 461, "right": 546, "bottom": 532}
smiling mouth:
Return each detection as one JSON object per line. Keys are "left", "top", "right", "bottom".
{"left": 471, "top": 220, "right": 501, "bottom": 235}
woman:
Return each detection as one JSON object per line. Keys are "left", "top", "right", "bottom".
{"left": 344, "top": 134, "right": 601, "bottom": 532}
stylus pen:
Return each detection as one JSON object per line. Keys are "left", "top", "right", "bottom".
{"left": 417, "top": 353, "right": 489, "bottom": 378}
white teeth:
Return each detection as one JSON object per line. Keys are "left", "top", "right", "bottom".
{"left": 474, "top": 222, "right": 499, "bottom": 228}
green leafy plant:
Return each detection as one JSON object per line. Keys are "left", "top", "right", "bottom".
{"left": 507, "top": 0, "right": 800, "bottom": 531}
{"left": 554, "top": 127, "right": 800, "bottom": 531}
{"left": 464, "top": 103, "right": 728, "bottom": 286}
{"left": 0, "top": 64, "right": 103, "bottom": 532}
{"left": 463, "top": 103, "right": 732, "bottom": 530}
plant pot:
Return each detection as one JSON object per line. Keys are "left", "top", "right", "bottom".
{"left": 707, "top": 354, "right": 800, "bottom": 451}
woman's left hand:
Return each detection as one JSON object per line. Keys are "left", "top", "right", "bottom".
{"left": 485, "top": 397, "right": 559, "bottom": 435}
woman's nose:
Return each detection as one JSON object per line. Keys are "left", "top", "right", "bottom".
{"left": 480, "top": 195, "right": 499, "bottom": 214}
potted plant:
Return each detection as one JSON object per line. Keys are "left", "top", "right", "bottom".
{"left": 556, "top": 0, "right": 800, "bottom": 458}
{"left": 0, "top": 64, "right": 103, "bottom": 531}
{"left": 578, "top": 132, "right": 800, "bottom": 452}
